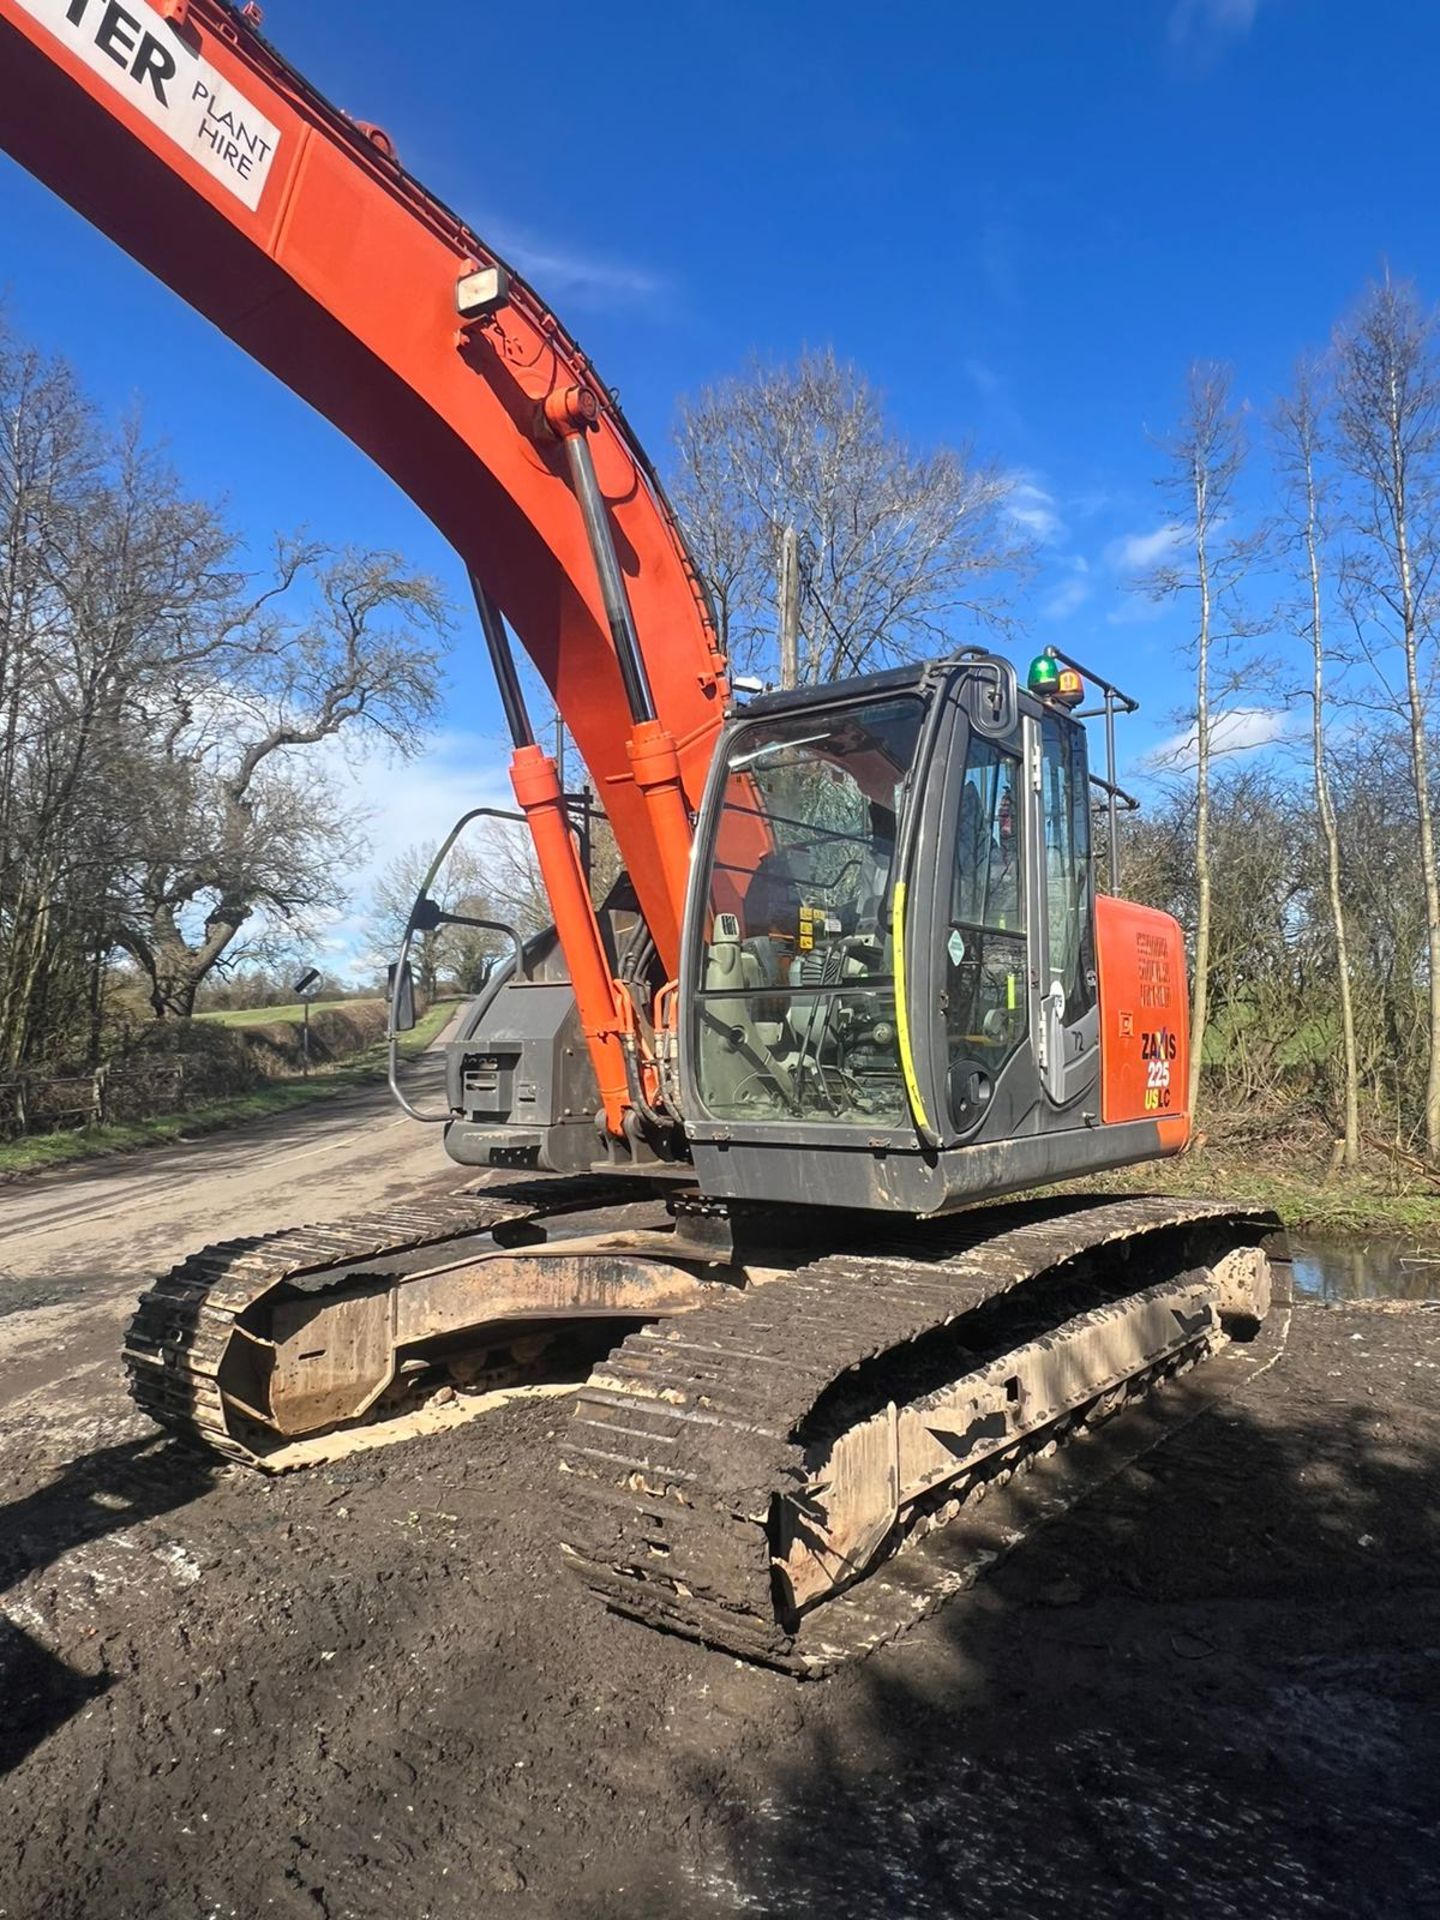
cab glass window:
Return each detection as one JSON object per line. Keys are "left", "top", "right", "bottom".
{"left": 1040, "top": 712, "right": 1096, "bottom": 1019}
{"left": 954, "top": 741, "right": 1024, "bottom": 934}
{"left": 694, "top": 697, "right": 924, "bottom": 1128}
{"left": 945, "top": 737, "right": 1027, "bottom": 1128}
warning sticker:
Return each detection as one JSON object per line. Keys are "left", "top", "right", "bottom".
{"left": 16, "top": 0, "right": 281, "bottom": 212}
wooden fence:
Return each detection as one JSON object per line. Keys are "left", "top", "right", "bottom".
{"left": 0, "top": 1049, "right": 257, "bottom": 1140}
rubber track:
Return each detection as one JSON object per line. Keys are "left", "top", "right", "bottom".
{"left": 124, "top": 1175, "right": 649, "bottom": 1466}
{"left": 558, "top": 1195, "right": 1278, "bottom": 1673}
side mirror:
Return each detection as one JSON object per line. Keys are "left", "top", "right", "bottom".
{"left": 964, "top": 659, "right": 1018, "bottom": 738}
{"left": 387, "top": 960, "right": 416, "bottom": 1033}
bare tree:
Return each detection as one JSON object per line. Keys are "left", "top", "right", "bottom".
{"left": 0, "top": 312, "right": 454, "bottom": 1060}
{"left": 109, "top": 544, "right": 451, "bottom": 1017}
{"left": 670, "top": 349, "right": 1025, "bottom": 686}
{"left": 1330, "top": 729, "right": 1431, "bottom": 1127}
{"left": 472, "top": 815, "right": 572, "bottom": 941}
{"left": 1137, "top": 768, "right": 1307, "bottom": 1106}
{"left": 367, "top": 838, "right": 508, "bottom": 997}
{"left": 1273, "top": 359, "right": 1361, "bottom": 1167}
{"left": 0, "top": 332, "right": 245, "bottom": 1065}
{"left": 1141, "top": 362, "right": 1257, "bottom": 1117}
{"left": 0, "top": 338, "right": 96, "bottom": 1069}
{"left": 1333, "top": 275, "right": 1440, "bottom": 1159}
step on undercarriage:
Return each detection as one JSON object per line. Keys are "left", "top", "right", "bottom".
{"left": 125, "top": 1186, "right": 1281, "bottom": 1667}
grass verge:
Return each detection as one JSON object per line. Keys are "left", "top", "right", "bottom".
{"left": 197, "top": 998, "right": 372, "bottom": 1029}
{"left": 1060, "top": 1153, "right": 1440, "bottom": 1242}
{"left": 0, "top": 1000, "right": 460, "bottom": 1180}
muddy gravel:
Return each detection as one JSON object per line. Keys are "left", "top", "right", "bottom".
{"left": 3, "top": 1292, "right": 1439, "bottom": 1918}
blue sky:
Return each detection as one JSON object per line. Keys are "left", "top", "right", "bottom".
{"left": 2, "top": 0, "right": 1434, "bottom": 961}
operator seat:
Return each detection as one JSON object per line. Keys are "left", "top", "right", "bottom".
{"left": 695, "top": 851, "right": 803, "bottom": 1118}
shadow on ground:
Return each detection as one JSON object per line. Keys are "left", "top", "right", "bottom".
{"left": 0, "top": 1437, "right": 214, "bottom": 1775}
{"left": 642, "top": 1306, "right": 1440, "bottom": 1919}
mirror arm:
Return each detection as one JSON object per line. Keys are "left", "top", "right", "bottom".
{"left": 387, "top": 808, "right": 534, "bottom": 1125}
{"left": 387, "top": 921, "right": 443, "bottom": 1124}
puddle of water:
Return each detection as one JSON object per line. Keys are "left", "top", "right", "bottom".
{"left": 1283, "top": 1235, "right": 1440, "bottom": 1303}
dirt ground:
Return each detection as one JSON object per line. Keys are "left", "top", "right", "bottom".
{"left": 2, "top": 1253, "right": 1439, "bottom": 1917}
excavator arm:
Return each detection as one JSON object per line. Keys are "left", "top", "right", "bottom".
{"left": 0, "top": 0, "right": 728, "bottom": 1129}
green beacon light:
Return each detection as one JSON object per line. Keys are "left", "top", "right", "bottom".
{"left": 1028, "top": 650, "right": 1084, "bottom": 707}
{"left": 1027, "top": 651, "right": 1061, "bottom": 697}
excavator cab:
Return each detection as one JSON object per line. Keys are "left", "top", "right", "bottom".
{"left": 680, "top": 650, "right": 1177, "bottom": 1214}
{"left": 443, "top": 645, "right": 1187, "bottom": 1208}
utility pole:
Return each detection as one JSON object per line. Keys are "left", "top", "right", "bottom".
{"left": 777, "top": 524, "right": 801, "bottom": 691}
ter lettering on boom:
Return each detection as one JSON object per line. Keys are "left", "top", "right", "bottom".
{"left": 19, "top": 0, "right": 281, "bottom": 212}
{"left": 1135, "top": 930, "right": 1172, "bottom": 1009}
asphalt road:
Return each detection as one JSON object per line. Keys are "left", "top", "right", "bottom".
{"left": 0, "top": 1048, "right": 472, "bottom": 1418}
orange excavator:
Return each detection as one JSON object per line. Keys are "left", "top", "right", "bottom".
{"left": 0, "top": 0, "right": 1277, "bottom": 1670}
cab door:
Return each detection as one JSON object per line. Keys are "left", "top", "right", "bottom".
{"left": 938, "top": 727, "right": 1031, "bottom": 1134}
{"left": 1025, "top": 708, "right": 1100, "bottom": 1108}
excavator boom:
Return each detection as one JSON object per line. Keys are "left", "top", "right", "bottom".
{"left": 0, "top": 0, "right": 726, "bottom": 976}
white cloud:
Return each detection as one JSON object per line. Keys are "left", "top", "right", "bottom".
{"left": 1105, "top": 524, "right": 1187, "bottom": 573}
{"left": 314, "top": 727, "right": 516, "bottom": 978}
{"left": 964, "top": 358, "right": 1003, "bottom": 399}
{"left": 486, "top": 223, "right": 665, "bottom": 312}
{"left": 978, "top": 221, "right": 1022, "bottom": 308}
{"left": 1006, "top": 476, "right": 1067, "bottom": 545}
{"left": 1169, "top": 0, "right": 1260, "bottom": 45}
{"left": 963, "top": 360, "right": 1027, "bottom": 439}
{"left": 1148, "top": 705, "right": 1292, "bottom": 768}
{"left": 331, "top": 728, "right": 512, "bottom": 865}
{"left": 1042, "top": 574, "right": 1091, "bottom": 621}
{"left": 1069, "top": 485, "right": 1117, "bottom": 522}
